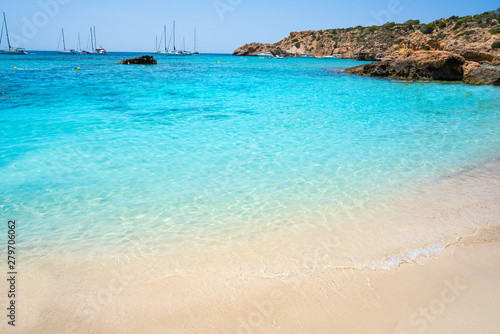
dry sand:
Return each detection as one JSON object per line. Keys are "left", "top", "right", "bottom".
{"left": 5, "top": 238, "right": 499, "bottom": 334}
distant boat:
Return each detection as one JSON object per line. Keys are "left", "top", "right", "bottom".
{"left": 87, "top": 26, "right": 107, "bottom": 55}
{"left": 165, "top": 21, "right": 187, "bottom": 56}
{"left": 153, "top": 33, "right": 161, "bottom": 54}
{"left": 257, "top": 52, "right": 273, "bottom": 57}
{"left": 0, "top": 13, "right": 27, "bottom": 55}
{"left": 154, "top": 25, "right": 168, "bottom": 54}
{"left": 181, "top": 37, "right": 192, "bottom": 55}
{"left": 77, "top": 32, "right": 89, "bottom": 54}
{"left": 94, "top": 47, "right": 107, "bottom": 55}
{"left": 300, "top": 53, "right": 315, "bottom": 58}
{"left": 193, "top": 28, "right": 199, "bottom": 54}
{"left": 57, "top": 28, "right": 77, "bottom": 54}
{"left": 257, "top": 52, "right": 286, "bottom": 59}
{"left": 323, "top": 54, "right": 341, "bottom": 59}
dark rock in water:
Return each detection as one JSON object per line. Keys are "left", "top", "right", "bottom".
{"left": 345, "top": 51, "right": 500, "bottom": 86}
{"left": 345, "top": 51, "right": 465, "bottom": 81}
{"left": 463, "top": 66, "right": 500, "bottom": 86}
{"left": 118, "top": 55, "right": 157, "bottom": 65}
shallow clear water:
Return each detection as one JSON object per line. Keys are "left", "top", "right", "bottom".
{"left": 1, "top": 52, "right": 499, "bottom": 260}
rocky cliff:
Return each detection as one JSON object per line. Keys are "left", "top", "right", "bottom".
{"left": 233, "top": 9, "right": 500, "bottom": 64}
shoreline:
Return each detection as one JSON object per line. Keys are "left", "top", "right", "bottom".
{"left": 16, "top": 156, "right": 500, "bottom": 268}
{"left": 5, "top": 240, "right": 500, "bottom": 333}
{"left": 2, "top": 156, "right": 499, "bottom": 333}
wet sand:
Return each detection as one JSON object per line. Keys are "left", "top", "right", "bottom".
{"left": 2, "top": 159, "right": 499, "bottom": 333}
{"left": 6, "top": 238, "right": 500, "bottom": 334}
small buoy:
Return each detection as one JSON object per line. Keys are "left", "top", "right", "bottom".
{"left": 13, "top": 67, "right": 17, "bottom": 70}
{"left": 77, "top": 67, "right": 81, "bottom": 71}
{"left": 217, "top": 61, "right": 220, "bottom": 63}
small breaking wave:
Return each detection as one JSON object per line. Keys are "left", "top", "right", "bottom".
{"left": 357, "top": 244, "right": 447, "bottom": 271}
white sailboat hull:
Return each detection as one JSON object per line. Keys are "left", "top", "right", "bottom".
{"left": 1, "top": 49, "right": 27, "bottom": 55}
{"left": 157, "top": 51, "right": 186, "bottom": 57}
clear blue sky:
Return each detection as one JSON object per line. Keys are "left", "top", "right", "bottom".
{"left": 1, "top": 0, "right": 498, "bottom": 53}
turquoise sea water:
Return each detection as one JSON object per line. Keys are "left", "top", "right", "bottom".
{"left": 1, "top": 52, "right": 499, "bottom": 261}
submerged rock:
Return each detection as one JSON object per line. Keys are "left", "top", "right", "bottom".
{"left": 345, "top": 51, "right": 465, "bottom": 80}
{"left": 118, "top": 55, "right": 157, "bottom": 65}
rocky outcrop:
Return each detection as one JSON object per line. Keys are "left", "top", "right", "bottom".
{"left": 233, "top": 9, "right": 500, "bottom": 60}
{"left": 460, "top": 51, "right": 498, "bottom": 63}
{"left": 118, "top": 55, "right": 157, "bottom": 65}
{"left": 233, "top": 43, "right": 272, "bottom": 56}
{"left": 463, "top": 66, "right": 500, "bottom": 85}
{"left": 461, "top": 61, "right": 481, "bottom": 76}
{"left": 233, "top": 43, "right": 287, "bottom": 56}
{"left": 345, "top": 51, "right": 465, "bottom": 80}
{"left": 344, "top": 50, "right": 500, "bottom": 85}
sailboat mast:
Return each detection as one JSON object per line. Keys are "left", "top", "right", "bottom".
{"left": 90, "top": 27, "right": 94, "bottom": 51}
{"left": 93, "top": 26, "right": 97, "bottom": 50}
{"left": 164, "top": 24, "right": 167, "bottom": 52}
{"left": 194, "top": 28, "right": 197, "bottom": 52}
{"left": 173, "top": 21, "right": 176, "bottom": 51}
{"left": 183, "top": 37, "right": 185, "bottom": 52}
{"left": 62, "top": 29, "right": 66, "bottom": 51}
{"left": 0, "top": 16, "right": 4, "bottom": 47}
{"left": 78, "top": 32, "right": 81, "bottom": 51}
{"left": 3, "top": 12, "right": 12, "bottom": 49}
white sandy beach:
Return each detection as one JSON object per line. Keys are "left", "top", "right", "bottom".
{"left": 2, "top": 158, "right": 499, "bottom": 333}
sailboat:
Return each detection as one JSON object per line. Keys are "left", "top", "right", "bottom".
{"left": 0, "top": 13, "right": 27, "bottom": 55}
{"left": 165, "top": 21, "right": 185, "bottom": 56}
{"left": 77, "top": 32, "right": 89, "bottom": 54}
{"left": 181, "top": 37, "right": 192, "bottom": 55}
{"left": 154, "top": 34, "right": 161, "bottom": 53}
{"left": 57, "top": 28, "right": 77, "bottom": 54}
{"left": 154, "top": 25, "right": 168, "bottom": 54}
{"left": 87, "top": 26, "right": 107, "bottom": 55}
{"left": 193, "top": 28, "right": 199, "bottom": 54}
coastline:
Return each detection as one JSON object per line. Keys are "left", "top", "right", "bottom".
{"left": 7, "top": 240, "right": 500, "bottom": 333}
{"left": 232, "top": 10, "right": 500, "bottom": 65}
{"left": 2, "top": 156, "right": 499, "bottom": 333}
{"left": 2, "top": 5, "right": 499, "bottom": 334}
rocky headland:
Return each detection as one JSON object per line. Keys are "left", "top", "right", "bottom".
{"left": 233, "top": 9, "right": 500, "bottom": 65}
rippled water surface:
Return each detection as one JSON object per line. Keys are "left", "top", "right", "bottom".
{"left": 1, "top": 52, "right": 499, "bottom": 260}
